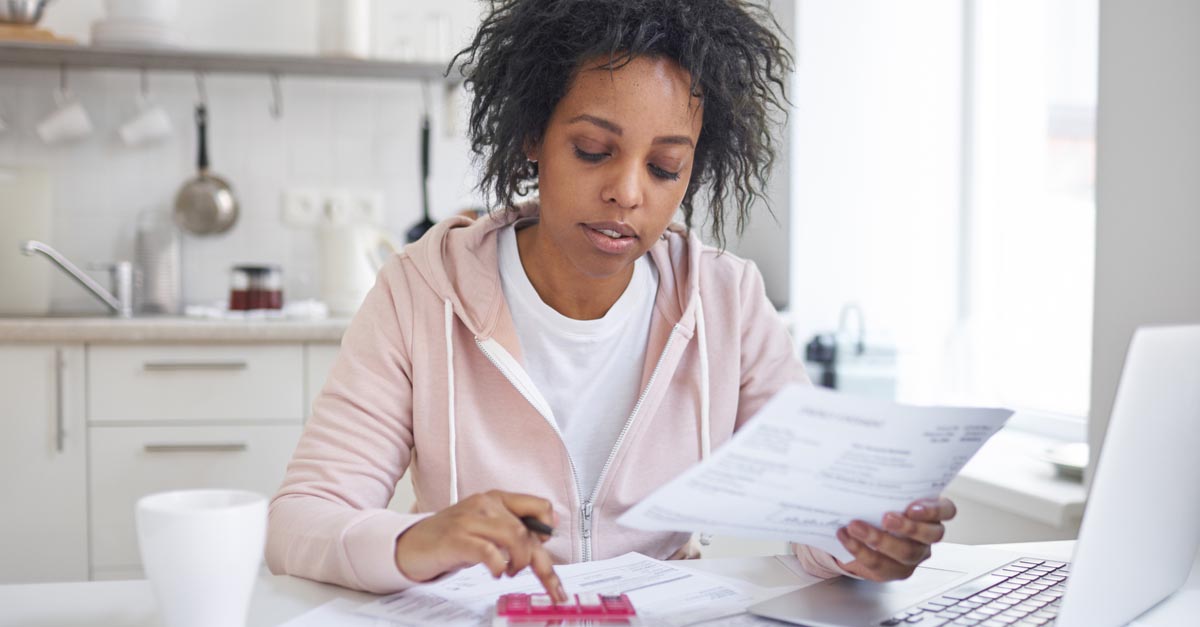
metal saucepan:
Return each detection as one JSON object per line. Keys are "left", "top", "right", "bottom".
{"left": 174, "top": 104, "right": 238, "bottom": 235}
{"left": 0, "top": 0, "right": 53, "bottom": 25}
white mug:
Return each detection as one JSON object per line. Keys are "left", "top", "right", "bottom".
{"left": 120, "top": 98, "right": 173, "bottom": 146}
{"left": 36, "top": 91, "right": 93, "bottom": 144}
{"left": 136, "top": 489, "right": 267, "bottom": 627}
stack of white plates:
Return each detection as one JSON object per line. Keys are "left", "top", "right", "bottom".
{"left": 91, "top": 18, "right": 181, "bottom": 48}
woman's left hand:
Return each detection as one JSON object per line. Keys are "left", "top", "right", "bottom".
{"left": 834, "top": 497, "right": 957, "bottom": 582}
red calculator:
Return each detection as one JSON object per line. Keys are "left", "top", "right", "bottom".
{"left": 492, "top": 592, "right": 641, "bottom": 626}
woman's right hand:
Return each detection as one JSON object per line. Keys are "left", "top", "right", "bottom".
{"left": 394, "top": 490, "right": 566, "bottom": 602}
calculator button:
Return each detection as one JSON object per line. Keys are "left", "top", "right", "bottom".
{"left": 578, "top": 593, "right": 603, "bottom": 607}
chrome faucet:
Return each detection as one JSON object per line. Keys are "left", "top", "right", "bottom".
{"left": 21, "top": 240, "right": 134, "bottom": 317}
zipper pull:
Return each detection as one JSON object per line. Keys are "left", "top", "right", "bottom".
{"left": 581, "top": 502, "right": 593, "bottom": 539}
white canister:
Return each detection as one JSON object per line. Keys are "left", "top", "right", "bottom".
{"left": 0, "top": 167, "right": 53, "bottom": 316}
{"left": 318, "top": 0, "right": 371, "bottom": 58}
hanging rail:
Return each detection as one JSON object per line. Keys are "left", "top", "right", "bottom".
{"left": 0, "top": 41, "right": 455, "bottom": 82}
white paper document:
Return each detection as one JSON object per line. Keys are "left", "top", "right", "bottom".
{"left": 617, "top": 384, "right": 1012, "bottom": 562}
{"left": 353, "top": 552, "right": 760, "bottom": 627}
{"left": 279, "top": 598, "right": 409, "bottom": 627}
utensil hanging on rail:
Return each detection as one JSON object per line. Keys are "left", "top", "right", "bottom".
{"left": 174, "top": 103, "right": 238, "bottom": 235}
{"left": 405, "top": 83, "right": 434, "bottom": 243}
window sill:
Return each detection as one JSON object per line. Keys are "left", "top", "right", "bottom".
{"left": 946, "top": 427, "right": 1087, "bottom": 530}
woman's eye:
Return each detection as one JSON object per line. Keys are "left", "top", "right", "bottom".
{"left": 649, "top": 164, "right": 681, "bottom": 181}
{"left": 573, "top": 145, "right": 680, "bottom": 181}
{"left": 573, "top": 146, "right": 606, "bottom": 162}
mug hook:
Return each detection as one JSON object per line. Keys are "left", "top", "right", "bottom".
{"left": 268, "top": 73, "right": 283, "bottom": 120}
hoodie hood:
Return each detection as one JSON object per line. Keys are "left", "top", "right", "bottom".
{"left": 403, "top": 201, "right": 705, "bottom": 342}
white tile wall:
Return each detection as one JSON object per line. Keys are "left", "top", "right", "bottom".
{"left": 0, "top": 0, "right": 484, "bottom": 313}
{"left": 0, "top": 67, "right": 480, "bottom": 313}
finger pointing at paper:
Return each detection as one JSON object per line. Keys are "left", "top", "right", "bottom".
{"left": 835, "top": 496, "right": 958, "bottom": 582}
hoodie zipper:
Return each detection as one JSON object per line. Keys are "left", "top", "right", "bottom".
{"left": 580, "top": 326, "right": 680, "bottom": 561}
{"left": 474, "top": 337, "right": 588, "bottom": 559}
{"left": 475, "top": 326, "right": 681, "bottom": 562}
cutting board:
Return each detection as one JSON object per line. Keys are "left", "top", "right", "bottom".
{"left": 0, "top": 24, "right": 76, "bottom": 44}
{"left": 0, "top": 167, "right": 53, "bottom": 315}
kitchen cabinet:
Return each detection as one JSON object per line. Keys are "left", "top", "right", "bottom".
{"left": 0, "top": 345, "right": 88, "bottom": 583}
{"left": 89, "top": 423, "right": 302, "bottom": 578}
{"left": 88, "top": 344, "right": 305, "bottom": 423}
{"left": 0, "top": 331, "right": 421, "bottom": 583}
{"left": 85, "top": 342, "right": 308, "bottom": 580}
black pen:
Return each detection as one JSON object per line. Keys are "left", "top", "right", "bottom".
{"left": 520, "top": 515, "right": 555, "bottom": 537}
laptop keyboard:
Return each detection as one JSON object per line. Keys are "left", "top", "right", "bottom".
{"left": 879, "top": 558, "right": 1070, "bottom": 626}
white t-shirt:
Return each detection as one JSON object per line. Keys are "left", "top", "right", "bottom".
{"left": 497, "top": 223, "right": 659, "bottom": 497}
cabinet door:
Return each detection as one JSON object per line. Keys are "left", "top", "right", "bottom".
{"left": 88, "top": 344, "right": 305, "bottom": 424}
{"left": 89, "top": 423, "right": 303, "bottom": 574}
{"left": 0, "top": 345, "right": 88, "bottom": 583}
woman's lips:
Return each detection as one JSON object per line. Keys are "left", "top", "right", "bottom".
{"left": 584, "top": 221, "right": 637, "bottom": 237}
{"left": 581, "top": 223, "right": 639, "bottom": 254}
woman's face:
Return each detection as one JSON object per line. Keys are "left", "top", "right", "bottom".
{"left": 530, "top": 55, "right": 703, "bottom": 280}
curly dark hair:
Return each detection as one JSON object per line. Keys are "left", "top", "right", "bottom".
{"left": 449, "top": 0, "right": 793, "bottom": 248}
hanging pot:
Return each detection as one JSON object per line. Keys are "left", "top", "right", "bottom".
{"left": 174, "top": 103, "right": 238, "bottom": 235}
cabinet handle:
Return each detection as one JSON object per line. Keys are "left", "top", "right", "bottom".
{"left": 54, "top": 348, "right": 65, "bottom": 453}
{"left": 143, "top": 442, "right": 249, "bottom": 453}
{"left": 142, "top": 360, "right": 248, "bottom": 372}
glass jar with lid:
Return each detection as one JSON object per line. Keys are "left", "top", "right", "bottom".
{"left": 229, "top": 264, "right": 283, "bottom": 311}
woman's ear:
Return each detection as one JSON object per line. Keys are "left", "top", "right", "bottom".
{"left": 523, "top": 138, "right": 540, "bottom": 164}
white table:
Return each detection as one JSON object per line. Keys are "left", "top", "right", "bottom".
{"left": 2, "top": 542, "right": 1196, "bottom": 626}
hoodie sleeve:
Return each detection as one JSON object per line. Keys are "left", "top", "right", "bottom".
{"left": 734, "top": 261, "right": 854, "bottom": 579}
{"left": 266, "top": 257, "right": 432, "bottom": 594}
{"left": 733, "top": 260, "right": 810, "bottom": 428}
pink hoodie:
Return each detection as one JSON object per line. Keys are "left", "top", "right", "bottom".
{"left": 266, "top": 204, "right": 847, "bottom": 593}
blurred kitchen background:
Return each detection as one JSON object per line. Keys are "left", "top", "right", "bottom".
{"left": 2, "top": 0, "right": 1197, "bottom": 584}
{"left": 0, "top": 0, "right": 484, "bottom": 313}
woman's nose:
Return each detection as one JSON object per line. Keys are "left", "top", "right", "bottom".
{"left": 601, "top": 158, "right": 644, "bottom": 209}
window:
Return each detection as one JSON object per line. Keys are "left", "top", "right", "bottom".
{"left": 957, "top": 0, "right": 1097, "bottom": 419}
{"left": 788, "top": 0, "right": 1097, "bottom": 421}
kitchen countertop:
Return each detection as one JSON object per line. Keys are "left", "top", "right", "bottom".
{"left": 0, "top": 316, "right": 349, "bottom": 343}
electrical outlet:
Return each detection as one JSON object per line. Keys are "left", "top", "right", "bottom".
{"left": 281, "top": 189, "right": 321, "bottom": 227}
{"left": 347, "top": 191, "right": 385, "bottom": 225}
{"left": 285, "top": 188, "right": 386, "bottom": 227}
{"left": 322, "top": 192, "right": 353, "bottom": 225}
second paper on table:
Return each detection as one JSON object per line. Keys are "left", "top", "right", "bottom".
{"left": 617, "top": 384, "right": 1013, "bottom": 562}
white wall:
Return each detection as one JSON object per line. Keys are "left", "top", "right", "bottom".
{"left": 1089, "top": 0, "right": 1200, "bottom": 475}
{"left": 724, "top": 0, "right": 794, "bottom": 310}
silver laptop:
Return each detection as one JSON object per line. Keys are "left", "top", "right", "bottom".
{"left": 749, "top": 324, "right": 1200, "bottom": 627}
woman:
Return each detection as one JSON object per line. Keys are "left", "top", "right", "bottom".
{"left": 266, "top": 0, "right": 956, "bottom": 601}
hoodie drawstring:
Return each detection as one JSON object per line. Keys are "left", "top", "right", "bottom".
{"left": 695, "top": 292, "right": 713, "bottom": 546}
{"left": 445, "top": 298, "right": 459, "bottom": 505}
{"left": 696, "top": 296, "right": 711, "bottom": 461}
